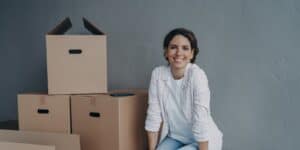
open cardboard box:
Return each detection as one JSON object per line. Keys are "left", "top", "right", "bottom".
{"left": 0, "top": 141, "right": 55, "bottom": 150}
{"left": 46, "top": 17, "right": 107, "bottom": 95}
{"left": 0, "top": 130, "right": 80, "bottom": 150}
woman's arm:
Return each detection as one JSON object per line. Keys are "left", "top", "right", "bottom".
{"left": 145, "top": 68, "right": 162, "bottom": 149}
{"left": 192, "top": 68, "right": 211, "bottom": 148}
{"left": 147, "top": 131, "right": 159, "bottom": 150}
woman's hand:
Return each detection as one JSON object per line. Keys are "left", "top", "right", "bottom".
{"left": 147, "top": 131, "right": 159, "bottom": 150}
{"left": 198, "top": 141, "right": 208, "bottom": 150}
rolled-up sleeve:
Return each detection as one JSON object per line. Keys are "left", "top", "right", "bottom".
{"left": 192, "top": 69, "right": 211, "bottom": 142}
{"left": 145, "top": 68, "right": 162, "bottom": 132}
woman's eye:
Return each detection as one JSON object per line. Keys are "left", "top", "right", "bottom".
{"left": 169, "top": 46, "right": 177, "bottom": 50}
{"left": 183, "top": 47, "right": 190, "bottom": 51}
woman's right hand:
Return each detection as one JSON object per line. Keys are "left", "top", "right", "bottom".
{"left": 147, "top": 131, "right": 159, "bottom": 150}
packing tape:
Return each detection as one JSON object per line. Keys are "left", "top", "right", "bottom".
{"left": 89, "top": 96, "right": 96, "bottom": 106}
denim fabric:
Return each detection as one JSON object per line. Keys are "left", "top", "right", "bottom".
{"left": 156, "top": 136, "right": 198, "bottom": 150}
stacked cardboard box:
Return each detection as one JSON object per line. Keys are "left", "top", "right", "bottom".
{"left": 18, "top": 94, "right": 71, "bottom": 133}
{"left": 71, "top": 90, "right": 148, "bottom": 150}
{"left": 14, "top": 17, "right": 148, "bottom": 150}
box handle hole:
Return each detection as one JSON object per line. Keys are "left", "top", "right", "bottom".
{"left": 89, "top": 112, "right": 100, "bottom": 118}
{"left": 37, "top": 109, "right": 49, "bottom": 114}
{"left": 69, "top": 49, "right": 82, "bottom": 54}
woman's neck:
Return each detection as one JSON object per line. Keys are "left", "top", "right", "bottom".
{"left": 170, "top": 67, "right": 185, "bottom": 80}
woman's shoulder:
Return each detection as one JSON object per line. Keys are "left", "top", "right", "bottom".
{"left": 189, "top": 64, "right": 206, "bottom": 76}
{"left": 187, "top": 64, "right": 210, "bottom": 91}
{"left": 152, "top": 65, "right": 168, "bottom": 73}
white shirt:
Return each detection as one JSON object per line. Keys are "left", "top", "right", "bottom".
{"left": 145, "top": 63, "right": 223, "bottom": 150}
{"left": 167, "top": 77, "right": 195, "bottom": 143}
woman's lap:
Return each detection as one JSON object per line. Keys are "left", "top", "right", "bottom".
{"left": 156, "top": 137, "right": 198, "bottom": 150}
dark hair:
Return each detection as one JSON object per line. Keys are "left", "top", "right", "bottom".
{"left": 163, "top": 28, "right": 199, "bottom": 63}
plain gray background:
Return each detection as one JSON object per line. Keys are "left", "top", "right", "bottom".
{"left": 1, "top": 0, "right": 299, "bottom": 149}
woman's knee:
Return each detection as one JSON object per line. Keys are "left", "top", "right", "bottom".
{"left": 156, "top": 137, "right": 182, "bottom": 150}
{"left": 177, "top": 143, "right": 198, "bottom": 150}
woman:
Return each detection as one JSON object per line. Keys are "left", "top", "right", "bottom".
{"left": 145, "top": 28, "right": 223, "bottom": 150}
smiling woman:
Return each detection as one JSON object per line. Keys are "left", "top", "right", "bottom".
{"left": 145, "top": 28, "right": 223, "bottom": 150}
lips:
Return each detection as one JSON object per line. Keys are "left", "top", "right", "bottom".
{"left": 174, "top": 57, "right": 184, "bottom": 63}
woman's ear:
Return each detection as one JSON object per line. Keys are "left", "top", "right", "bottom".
{"left": 190, "top": 49, "right": 195, "bottom": 59}
{"left": 164, "top": 49, "right": 168, "bottom": 59}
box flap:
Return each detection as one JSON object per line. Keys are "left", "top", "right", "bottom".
{"left": 48, "top": 17, "right": 72, "bottom": 35}
{"left": 83, "top": 17, "right": 105, "bottom": 35}
{"left": 0, "top": 130, "right": 80, "bottom": 150}
{"left": 48, "top": 17, "right": 105, "bottom": 35}
{"left": 0, "top": 141, "right": 55, "bottom": 150}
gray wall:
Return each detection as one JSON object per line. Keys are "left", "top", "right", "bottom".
{"left": 1, "top": 0, "right": 299, "bottom": 149}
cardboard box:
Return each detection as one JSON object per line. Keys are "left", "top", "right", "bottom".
{"left": 71, "top": 89, "right": 148, "bottom": 150}
{"left": 46, "top": 17, "right": 107, "bottom": 94}
{"left": 18, "top": 93, "right": 71, "bottom": 133}
{"left": 0, "top": 141, "right": 55, "bottom": 150}
{"left": 0, "top": 130, "right": 80, "bottom": 150}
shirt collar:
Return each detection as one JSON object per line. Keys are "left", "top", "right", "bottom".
{"left": 161, "top": 63, "right": 192, "bottom": 88}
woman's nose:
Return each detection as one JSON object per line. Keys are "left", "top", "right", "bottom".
{"left": 175, "top": 48, "right": 183, "bottom": 55}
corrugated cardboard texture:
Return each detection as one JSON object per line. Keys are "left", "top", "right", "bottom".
{"left": 0, "top": 141, "right": 55, "bottom": 150}
{"left": 71, "top": 89, "right": 148, "bottom": 150}
{"left": 18, "top": 94, "right": 71, "bottom": 133}
{"left": 0, "top": 130, "right": 80, "bottom": 150}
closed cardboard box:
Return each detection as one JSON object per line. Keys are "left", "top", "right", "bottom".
{"left": 0, "top": 130, "right": 80, "bottom": 150}
{"left": 71, "top": 89, "right": 148, "bottom": 150}
{"left": 18, "top": 93, "right": 71, "bottom": 133}
{"left": 46, "top": 17, "right": 107, "bottom": 94}
{"left": 0, "top": 141, "right": 55, "bottom": 150}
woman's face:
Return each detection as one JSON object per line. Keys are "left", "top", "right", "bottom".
{"left": 165, "top": 35, "right": 194, "bottom": 70}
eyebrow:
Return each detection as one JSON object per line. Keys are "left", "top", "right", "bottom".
{"left": 169, "top": 44, "right": 190, "bottom": 47}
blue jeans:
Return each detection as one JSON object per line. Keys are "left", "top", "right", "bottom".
{"left": 156, "top": 137, "right": 198, "bottom": 150}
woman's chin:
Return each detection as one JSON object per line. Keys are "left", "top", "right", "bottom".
{"left": 170, "top": 63, "right": 187, "bottom": 70}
